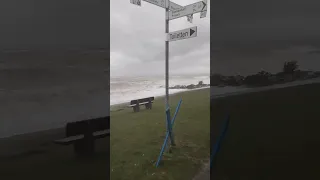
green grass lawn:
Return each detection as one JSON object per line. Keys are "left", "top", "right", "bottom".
{"left": 110, "top": 88, "right": 210, "bottom": 180}
{"left": 211, "top": 83, "right": 320, "bottom": 179}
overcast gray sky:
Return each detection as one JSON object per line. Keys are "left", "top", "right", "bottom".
{"left": 110, "top": 0, "right": 210, "bottom": 77}
{"left": 211, "top": 0, "right": 320, "bottom": 75}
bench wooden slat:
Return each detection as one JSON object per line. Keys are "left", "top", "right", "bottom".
{"left": 130, "top": 97, "right": 154, "bottom": 105}
{"left": 129, "top": 97, "right": 154, "bottom": 112}
{"left": 53, "top": 130, "right": 110, "bottom": 145}
{"left": 128, "top": 101, "right": 154, "bottom": 107}
{"left": 53, "top": 134, "right": 84, "bottom": 145}
{"left": 93, "top": 129, "right": 110, "bottom": 139}
{"left": 139, "top": 102, "right": 149, "bottom": 105}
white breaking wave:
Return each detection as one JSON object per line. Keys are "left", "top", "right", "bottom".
{"left": 110, "top": 75, "right": 210, "bottom": 105}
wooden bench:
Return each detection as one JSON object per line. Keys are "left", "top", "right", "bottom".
{"left": 53, "top": 116, "right": 110, "bottom": 156}
{"left": 128, "top": 97, "right": 154, "bottom": 112}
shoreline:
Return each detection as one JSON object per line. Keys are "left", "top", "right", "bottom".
{"left": 4, "top": 77, "right": 317, "bottom": 143}
{"left": 3, "top": 78, "right": 319, "bottom": 140}
{"left": 4, "top": 78, "right": 316, "bottom": 140}
{"left": 1, "top": 87, "right": 209, "bottom": 142}
{"left": 110, "top": 86, "right": 210, "bottom": 108}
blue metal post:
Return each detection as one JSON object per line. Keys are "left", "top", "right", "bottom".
{"left": 210, "top": 114, "right": 230, "bottom": 169}
{"left": 166, "top": 108, "right": 175, "bottom": 146}
{"left": 156, "top": 99, "right": 182, "bottom": 167}
{"left": 171, "top": 99, "right": 182, "bottom": 126}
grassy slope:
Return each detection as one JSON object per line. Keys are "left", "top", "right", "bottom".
{"left": 111, "top": 89, "right": 210, "bottom": 180}
{"left": 211, "top": 83, "right": 320, "bottom": 179}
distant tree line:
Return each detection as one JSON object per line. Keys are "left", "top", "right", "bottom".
{"left": 169, "top": 80, "right": 210, "bottom": 90}
{"left": 211, "top": 60, "right": 320, "bottom": 87}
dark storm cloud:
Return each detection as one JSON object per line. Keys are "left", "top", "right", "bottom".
{"left": 0, "top": 0, "right": 109, "bottom": 49}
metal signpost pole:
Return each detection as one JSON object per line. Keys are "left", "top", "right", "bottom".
{"left": 165, "top": 5, "right": 169, "bottom": 110}
{"left": 165, "top": 0, "right": 174, "bottom": 151}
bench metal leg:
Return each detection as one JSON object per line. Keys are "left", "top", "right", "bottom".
{"left": 133, "top": 104, "right": 140, "bottom": 112}
{"left": 145, "top": 103, "right": 152, "bottom": 110}
{"left": 133, "top": 106, "right": 139, "bottom": 112}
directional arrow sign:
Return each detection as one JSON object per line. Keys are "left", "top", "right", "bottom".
{"left": 169, "top": 1, "right": 193, "bottom": 23}
{"left": 143, "top": 0, "right": 166, "bottom": 8}
{"left": 130, "top": 0, "right": 142, "bottom": 6}
{"left": 169, "top": 0, "right": 207, "bottom": 20}
{"left": 140, "top": 0, "right": 188, "bottom": 12}
{"left": 167, "top": 26, "right": 197, "bottom": 42}
{"left": 131, "top": 0, "right": 167, "bottom": 7}
{"left": 131, "top": 0, "right": 194, "bottom": 23}
{"left": 169, "top": 1, "right": 184, "bottom": 11}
